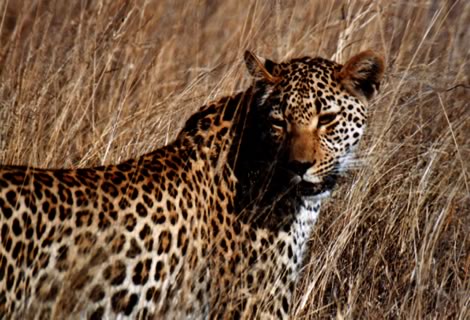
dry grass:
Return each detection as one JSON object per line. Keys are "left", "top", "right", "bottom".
{"left": 0, "top": 0, "right": 468, "bottom": 318}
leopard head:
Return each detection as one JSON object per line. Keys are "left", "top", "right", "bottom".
{"left": 242, "top": 50, "right": 384, "bottom": 198}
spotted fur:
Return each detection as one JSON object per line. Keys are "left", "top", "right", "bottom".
{"left": 0, "top": 50, "right": 384, "bottom": 319}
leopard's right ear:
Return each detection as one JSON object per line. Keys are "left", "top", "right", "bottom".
{"left": 244, "top": 51, "right": 281, "bottom": 84}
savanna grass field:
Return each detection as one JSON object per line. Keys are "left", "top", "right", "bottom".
{"left": 0, "top": 0, "right": 469, "bottom": 318}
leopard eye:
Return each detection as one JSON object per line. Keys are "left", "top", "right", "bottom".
{"left": 318, "top": 113, "right": 337, "bottom": 127}
{"left": 271, "top": 118, "right": 286, "bottom": 129}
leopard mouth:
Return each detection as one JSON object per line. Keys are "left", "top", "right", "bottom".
{"left": 293, "top": 175, "right": 337, "bottom": 197}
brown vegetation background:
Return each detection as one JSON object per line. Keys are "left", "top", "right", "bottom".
{"left": 0, "top": 0, "right": 468, "bottom": 318}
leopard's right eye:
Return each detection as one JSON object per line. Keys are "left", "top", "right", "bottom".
{"left": 271, "top": 118, "right": 286, "bottom": 129}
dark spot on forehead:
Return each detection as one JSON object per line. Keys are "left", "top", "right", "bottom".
{"left": 315, "top": 100, "right": 322, "bottom": 113}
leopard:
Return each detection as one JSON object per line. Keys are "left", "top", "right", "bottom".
{"left": 0, "top": 49, "right": 384, "bottom": 319}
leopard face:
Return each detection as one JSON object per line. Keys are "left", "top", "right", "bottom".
{"left": 242, "top": 51, "right": 384, "bottom": 200}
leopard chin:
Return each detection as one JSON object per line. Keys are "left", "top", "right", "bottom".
{"left": 291, "top": 174, "right": 338, "bottom": 197}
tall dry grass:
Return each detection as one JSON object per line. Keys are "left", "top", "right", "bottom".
{"left": 0, "top": 0, "right": 468, "bottom": 318}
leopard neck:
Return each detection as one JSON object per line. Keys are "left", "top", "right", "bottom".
{"left": 168, "top": 84, "right": 321, "bottom": 235}
{"left": 175, "top": 87, "right": 257, "bottom": 155}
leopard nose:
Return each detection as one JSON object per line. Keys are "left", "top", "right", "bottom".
{"left": 289, "top": 161, "right": 313, "bottom": 176}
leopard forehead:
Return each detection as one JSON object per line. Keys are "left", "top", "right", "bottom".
{"left": 262, "top": 57, "right": 366, "bottom": 133}
{"left": 268, "top": 57, "right": 358, "bottom": 123}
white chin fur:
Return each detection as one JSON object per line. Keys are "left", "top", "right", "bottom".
{"left": 302, "top": 174, "right": 321, "bottom": 184}
{"left": 302, "top": 190, "right": 331, "bottom": 202}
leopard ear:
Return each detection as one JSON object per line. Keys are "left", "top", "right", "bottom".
{"left": 337, "top": 50, "right": 385, "bottom": 101}
{"left": 244, "top": 51, "right": 281, "bottom": 84}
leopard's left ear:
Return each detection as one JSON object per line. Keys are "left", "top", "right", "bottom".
{"left": 244, "top": 51, "right": 281, "bottom": 84}
{"left": 336, "top": 50, "right": 385, "bottom": 101}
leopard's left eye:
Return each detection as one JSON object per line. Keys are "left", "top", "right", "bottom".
{"left": 318, "top": 113, "right": 338, "bottom": 127}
